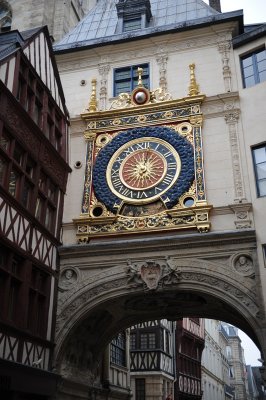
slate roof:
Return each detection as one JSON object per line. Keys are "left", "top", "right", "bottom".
{"left": 54, "top": 0, "right": 243, "bottom": 53}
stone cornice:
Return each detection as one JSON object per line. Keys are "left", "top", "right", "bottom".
{"left": 59, "top": 229, "right": 256, "bottom": 258}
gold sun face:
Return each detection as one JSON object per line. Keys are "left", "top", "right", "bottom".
{"left": 120, "top": 149, "right": 166, "bottom": 190}
{"left": 106, "top": 137, "right": 181, "bottom": 204}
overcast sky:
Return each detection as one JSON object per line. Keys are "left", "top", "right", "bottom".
{"left": 203, "top": 0, "right": 265, "bottom": 367}
{"left": 238, "top": 330, "right": 261, "bottom": 366}
{"left": 203, "top": 0, "right": 266, "bottom": 24}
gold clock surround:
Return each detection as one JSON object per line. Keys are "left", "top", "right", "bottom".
{"left": 75, "top": 70, "right": 212, "bottom": 241}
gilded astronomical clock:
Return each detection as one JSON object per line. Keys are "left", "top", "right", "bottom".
{"left": 75, "top": 65, "right": 212, "bottom": 241}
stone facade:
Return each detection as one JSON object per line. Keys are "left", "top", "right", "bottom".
{"left": 52, "top": 3, "right": 266, "bottom": 398}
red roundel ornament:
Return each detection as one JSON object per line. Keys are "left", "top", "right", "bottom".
{"left": 131, "top": 87, "right": 150, "bottom": 105}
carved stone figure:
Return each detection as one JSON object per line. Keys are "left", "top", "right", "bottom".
{"left": 59, "top": 268, "right": 77, "bottom": 290}
{"left": 234, "top": 255, "right": 254, "bottom": 276}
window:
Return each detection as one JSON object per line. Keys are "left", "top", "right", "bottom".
{"left": 27, "top": 266, "right": 49, "bottom": 335}
{"left": 136, "top": 378, "right": 145, "bottom": 400}
{"left": 0, "top": 129, "right": 36, "bottom": 210}
{"left": 110, "top": 332, "right": 126, "bottom": 367}
{"left": 252, "top": 144, "right": 266, "bottom": 197}
{"left": 35, "top": 171, "right": 58, "bottom": 233}
{"left": 130, "top": 333, "right": 136, "bottom": 350}
{"left": 114, "top": 63, "right": 149, "bottom": 96}
{"left": 241, "top": 48, "right": 266, "bottom": 88}
{"left": 123, "top": 18, "right": 141, "bottom": 32}
{"left": 229, "top": 366, "right": 234, "bottom": 378}
{"left": 140, "top": 332, "right": 156, "bottom": 349}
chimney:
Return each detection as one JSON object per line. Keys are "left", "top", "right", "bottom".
{"left": 209, "top": 0, "right": 221, "bottom": 12}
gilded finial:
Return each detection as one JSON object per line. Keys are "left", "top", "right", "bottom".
{"left": 88, "top": 78, "right": 98, "bottom": 112}
{"left": 137, "top": 67, "right": 143, "bottom": 87}
{"left": 188, "top": 63, "right": 200, "bottom": 96}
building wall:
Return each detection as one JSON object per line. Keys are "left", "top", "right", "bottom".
{"left": 202, "top": 320, "right": 225, "bottom": 400}
{"left": 5, "top": 0, "right": 93, "bottom": 41}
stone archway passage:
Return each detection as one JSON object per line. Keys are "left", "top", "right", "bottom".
{"left": 55, "top": 229, "right": 266, "bottom": 385}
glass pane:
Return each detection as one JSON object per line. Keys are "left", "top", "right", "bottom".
{"left": 242, "top": 56, "right": 253, "bottom": 68}
{"left": 258, "top": 179, "right": 266, "bottom": 196}
{"left": 33, "top": 103, "right": 42, "bottom": 125}
{"left": 257, "top": 163, "right": 266, "bottom": 180}
{"left": 244, "top": 75, "right": 256, "bottom": 88}
{"left": 35, "top": 197, "right": 42, "bottom": 220}
{"left": 257, "top": 59, "right": 266, "bottom": 72}
{"left": 254, "top": 147, "right": 266, "bottom": 164}
{"left": 256, "top": 49, "right": 266, "bottom": 62}
{"left": 48, "top": 182, "right": 57, "bottom": 202}
{"left": 9, "top": 170, "right": 18, "bottom": 197}
{"left": 115, "top": 69, "right": 131, "bottom": 80}
{"left": 21, "top": 181, "right": 31, "bottom": 208}
{"left": 38, "top": 172, "right": 46, "bottom": 191}
{"left": 133, "top": 65, "right": 149, "bottom": 76}
{"left": 140, "top": 334, "right": 147, "bottom": 349}
{"left": 0, "top": 158, "right": 6, "bottom": 183}
{"left": 13, "top": 144, "right": 24, "bottom": 165}
{"left": 124, "top": 18, "right": 141, "bottom": 32}
{"left": 8, "top": 281, "right": 19, "bottom": 320}
{"left": 259, "top": 69, "right": 266, "bottom": 82}
{"left": 26, "top": 157, "right": 35, "bottom": 178}
{"left": 45, "top": 206, "right": 53, "bottom": 230}
{"left": 115, "top": 81, "right": 131, "bottom": 95}
{"left": 243, "top": 65, "right": 255, "bottom": 78}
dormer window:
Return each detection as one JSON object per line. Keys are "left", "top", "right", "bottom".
{"left": 116, "top": 0, "right": 152, "bottom": 34}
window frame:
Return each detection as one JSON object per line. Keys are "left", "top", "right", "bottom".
{"left": 241, "top": 47, "right": 266, "bottom": 88}
{"left": 113, "top": 63, "right": 150, "bottom": 97}
{"left": 252, "top": 143, "right": 266, "bottom": 197}
{"left": 110, "top": 332, "right": 126, "bottom": 367}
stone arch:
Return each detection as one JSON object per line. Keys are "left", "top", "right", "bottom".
{"left": 0, "top": 0, "right": 12, "bottom": 30}
{"left": 55, "top": 255, "right": 266, "bottom": 378}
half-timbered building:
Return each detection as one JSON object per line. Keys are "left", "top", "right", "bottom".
{"left": 0, "top": 26, "right": 70, "bottom": 399}
{"left": 130, "top": 320, "right": 175, "bottom": 400}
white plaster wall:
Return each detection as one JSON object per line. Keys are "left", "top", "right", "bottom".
{"left": 54, "top": 20, "right": 265, "bottom": 249}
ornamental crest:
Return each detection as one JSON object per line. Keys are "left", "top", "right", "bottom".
{"left": 126, "top": 259, "right": 181, "bottom": 291}
{"left": 140, "top": 261, "right": 162, "bottom": 290}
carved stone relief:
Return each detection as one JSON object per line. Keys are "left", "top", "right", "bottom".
{"left": 98, "top": 63, "right": 110, "bottom": 111}
{"left": 231, "top": 253, "right": 255, "bottom": 277}
{"left": 156, "top": 52, "right": 168, "bottom": 92}
{"left": 224, "top": 109, "right": 246, "bottom": 202}
{"left": 59, "top": 268, "right": 79, "bottom": 291}
{"left": 218, "top": 41, "right": 232, "bottom": 92}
